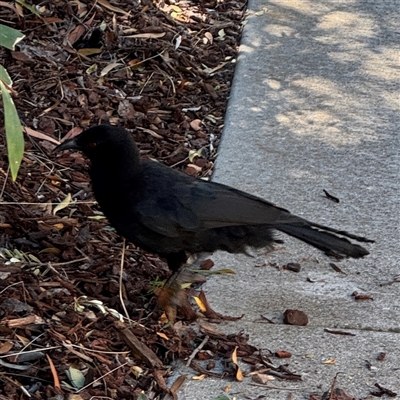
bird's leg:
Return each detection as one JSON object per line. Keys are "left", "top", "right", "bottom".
{"left": 156, "top": 252, "right": 203, "bottom": 323}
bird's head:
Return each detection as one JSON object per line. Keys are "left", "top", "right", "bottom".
{"left": 54, "top": 125, "right": 140, "bottom": 179}
{"left": 55, "top": 124, "right": 134, "bottom": 156}
{"left": 54, "top": 124, "right": 141, "bottom": 163}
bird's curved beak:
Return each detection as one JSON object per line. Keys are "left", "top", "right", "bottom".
{"left": 53, "top": 137, "right": 80, "bottom": 153}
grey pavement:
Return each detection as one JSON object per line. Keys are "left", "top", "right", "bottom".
{"left": 175, "top": 0, "right": 400, "bottom": 399}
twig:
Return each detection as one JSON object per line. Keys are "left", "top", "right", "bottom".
{"left": 0, "top": 201, "right": 96, "bottom": 205}
{"left": 0, "top": 375, "right": 32, "bottom": 398}
{"left": 156, "top": 67, "right": 176, "bottom": 95}
{"left": 62, "top": 342, "right": 93, "bottom": 363}
{"left": 75, "top": 362, "right": 128, "bottom": 393}
{"left": 249, "top": 383, "right": 303, "bottom": 390}
{"left": 119, "top": 238, "right": 130, "bottom": 322}
{"left": 0, "top": 166, "right": 9, "bottom": 199}
{"left": 139, "top": 71, "right": 155, "bottom": 95}
{"left": 0, "top": 346, "right": 61, "bottom": 360}
{"left": 266, "top": 370, "right": 301, "bottom": 381}
{"left": 15, "top": 332, "right": 46, "bottom": 357}
{"left": 50, "top": 257, "right": 89, "bottom": 266}
{"left": 35, "top": 165, "right": 55, "bottom": 198}
{"left": 0, "top": 281, "right": 26, "bottom": 297}
{"left": 67, "top": 343, "right": 130, "bottom": 355}
{"left": 380, "top": 275, "right": 400, "bottom": 286}
{"left": 186, "top": 335, "right": 209, "bottom": 367}
{"left": 329, "top": 372, "right": 342, "bottom": 400}
{"left": 169, "top": 156, "right": 189, "bottom": 168}
{"left": 190, "top": 361, "right": 222, "bottom": 378}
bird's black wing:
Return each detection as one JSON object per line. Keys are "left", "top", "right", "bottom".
{"left": 133, "top": 161, "right": 288, "bottom": 237}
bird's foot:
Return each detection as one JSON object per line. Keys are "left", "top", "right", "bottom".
{"left": 155, "top": 266, "right": 206, "bottom": 324}
{"left": 155, "top": 266, "right": 243, "bottom": 324}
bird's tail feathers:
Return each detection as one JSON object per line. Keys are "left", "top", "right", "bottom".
{"left": 277, "top": 220, "right": 373, "bottom": 259}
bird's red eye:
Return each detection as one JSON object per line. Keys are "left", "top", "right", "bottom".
{"left": 88, "top": 142, "right": 97, "bottom": 148}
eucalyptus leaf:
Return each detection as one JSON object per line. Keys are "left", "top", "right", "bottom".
{"left": 53, "top": 193, "right": 72, "bottom": 215}
{"left": 0, "top": 64, "right": 12, "bottom": 85}
{"left": 0, "top": 24, "right": 25, "bottom": 50}
{"left": 65, "top": 366, "right": 85, "bottom": 389}
{"left": 15, "top": 0, "right": 41, "bottom": 16}
{"left": 0, "top": 78, "right": 24, "bottom": 181}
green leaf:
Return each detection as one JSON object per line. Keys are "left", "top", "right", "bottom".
{"left": 0, "top": 24, "right": 25, "bottom": 50}
{"left": 65, "top": 366, "right": 85, "bottom": 389}
{"left": 0, "top": 67, "right": 24, "bottom": 181}
{"left": 15, "top": 0, "right": 41, "bottom": 16}
{"left": 28, "top": 254, "right": 41, "bottom": 263}
{"left": 0, "top": 64, "right": 12, "bottom": 85}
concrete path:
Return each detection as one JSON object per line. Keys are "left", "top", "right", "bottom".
{"left": 176, "top": 1, "right": 400, "bottom": 398}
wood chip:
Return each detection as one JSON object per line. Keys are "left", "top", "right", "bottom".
{"left": 117, "top": 326, "right": 163, "bottom": 368}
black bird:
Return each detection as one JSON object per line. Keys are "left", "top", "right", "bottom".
{"left": 55, "top": 125, "right": 373, "bottom": 318}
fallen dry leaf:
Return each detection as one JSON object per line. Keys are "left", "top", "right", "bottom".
{"left": 97, "top": 0, "right": 130, "bottom": 15}
{"left": 204, "top": 32, "right": 213, "bottom": 44}
{"left": 329, "top": 388, "right": 356, "bottom": 400}
{"left": 190, "top": 119, "right": 203, "bottom": 131}
{"left": 193, "top": 296, "right": 207, "bottom": 312}
{"left": 251, "top": 373, "right": 275, "bottom": 384}
{"left": 192, "top": 374, "right": 206, "bottom": 380}
{"left": 24, "top": 127, "right": 60, "bottom": 145}
{"left": 231, "top": 346, "right": 243, "bottom": 381}
{"left": 68, "top": 24, "right": 86, "bottom": 46}
{"left": 125, "top": 32, "right": 166, "bottom": 39}
{"left": 156, "top": 332, "right": 169, "bottom": 341}
{"left": 0, "top": 341, "right": 13, "bottom": 355}
{"left": 53, "top": 193, "right": 72, "bottom": 215}
{"left": 100, "top": 61, "right": 123, "bottom": 77}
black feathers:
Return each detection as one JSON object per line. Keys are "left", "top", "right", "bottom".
{"left": 54, "top": 125, "right": 373, "bottom": 270}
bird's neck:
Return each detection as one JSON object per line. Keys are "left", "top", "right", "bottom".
{"left": 89, "top": 143, "right": 141, "bottom": 190}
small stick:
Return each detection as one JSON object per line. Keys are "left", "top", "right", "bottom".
{"left": 119, "top": 238, "right": 130, "bottom": 322}
{"left": 76, "top": 362, "right": 128, "bottom": 393}
{"left": 186, "top": 335, "right": 209, "bottom": 367}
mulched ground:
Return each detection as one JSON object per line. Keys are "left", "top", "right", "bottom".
{"left": 0, "top": 1, "right": 281, "bottom": 399}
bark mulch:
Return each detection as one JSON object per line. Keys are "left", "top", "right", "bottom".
{"left": 0, "top": 1, "right": 304, "bottom": 399}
